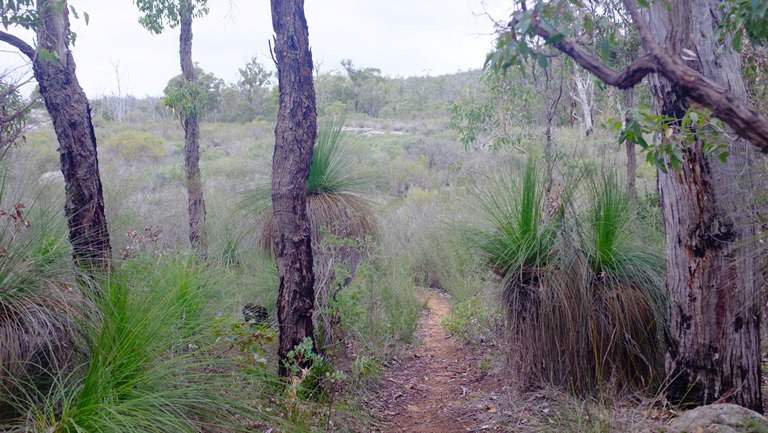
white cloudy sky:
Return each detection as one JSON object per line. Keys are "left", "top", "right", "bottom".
{"left": 0, "top": 0, "right": 511, "bottom": 97}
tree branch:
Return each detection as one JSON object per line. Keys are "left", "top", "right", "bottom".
{"left": 526, "top": 0, "right": 768, "bottom": 152}
{"left": 622, "top": 0, "right": 768, "bottom": 152}
{"left": 531, "top": 23, "right": 658, "bottom": 89}
{"left": 0, "top": 30, "right": 34, "bottom": 60}
{"left": 0, "top": 97, "right": 36, "bottom": 127}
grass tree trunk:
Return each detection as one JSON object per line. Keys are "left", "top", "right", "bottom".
{"left": 649, "top": 0, "right": 761, "bottom": 412}
{"left": 270, "top": 0, "right": 317, "bottom": 377}
{"left": 34, "top": 0, "right": 111, "bottom": 273}
{"left": 179, "top": 0, "right": 207, "bottom": 259}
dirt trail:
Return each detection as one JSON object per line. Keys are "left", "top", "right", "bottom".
{"left": 372, "top": 290, "right": 500, "bottom": 433}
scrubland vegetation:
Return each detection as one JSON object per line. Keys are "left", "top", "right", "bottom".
{"left": 0, "top": 66, "right": 674, "bottom": 429}
{"left": 2, "top": 0, "right": 768, "bottom": 430}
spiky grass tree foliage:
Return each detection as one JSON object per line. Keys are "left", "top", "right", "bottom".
{"left": 470, "top": 156, "right": 563, "bottom": 386}
{"left": 241, "top": 118, "right": 378, "bottom": 351}
{"left": 470, "top": 157, "right": 665, "bottom": 394}
{"left": 576, "top": 172, "right": 666, "bottom": 390}
{"left": 3, "top": 257, "right": 281, "bottom": 432}
{"left": 0, "top": 182, "right": 85, "bottom": 418}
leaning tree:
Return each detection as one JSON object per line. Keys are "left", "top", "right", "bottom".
{"left": 0, "top": 0, "right": 112, "bottom": 274}
{"left": 491, "top": 0, "right": 767, "bottom": 412}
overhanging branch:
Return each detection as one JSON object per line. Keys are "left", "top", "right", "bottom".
{"left": 0, "top": 30, "right": 34, "bottom": 61}
{"left": 622, "top": 0, "right": 768, "bottom": 152}
{"left": 532, "top": 24, "right": 658, "bottom": 89}
{"left": 525, "top": 0, "right": 768, "bottom": 152}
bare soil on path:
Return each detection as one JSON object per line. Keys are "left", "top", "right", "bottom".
{"left": 369, "top": 290, "right": 503, "bottom": 433}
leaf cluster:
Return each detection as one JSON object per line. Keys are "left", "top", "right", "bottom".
{"left": 134, "top": 0, "right": 209, "bottom": 34}
{"left": 1, "top": 0, "right": 87, "bottom": 44}
{"left": 719, "top": 0, "right": 768, "bottom": 50}
{"left": 162, "top": 66, "right": 222, "bottom": 119}
{"left": 618, "top": 107, "right": 729, "bottom": 173}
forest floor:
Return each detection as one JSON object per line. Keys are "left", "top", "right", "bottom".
{"left": 366, "top": 289, "right": 507, "bottom": 433}
{"left": 361, "top": 289, "right": 673, "bottom": 433}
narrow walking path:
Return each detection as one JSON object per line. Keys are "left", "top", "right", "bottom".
{"left": 371, "top": 290, "right": 501, "bottom": 433}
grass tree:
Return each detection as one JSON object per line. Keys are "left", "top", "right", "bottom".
{"left": 243, "top": 119, "right": 378, "bottom": 352}
{"left": 469, "top": 157, "right": 666, "bottom": 393}
{"left": 490, "top": 0, "right": 766, "bottom": 410}
{"left": 0, "top": 184, "right": 83, "bottom": 418}
{"left": 134, "top": 0, "right": 210, "bottom": 259}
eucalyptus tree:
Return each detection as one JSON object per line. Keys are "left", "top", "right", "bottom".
{"left": 270, "top": 0, "right": 318, "bottom": 377}
{"left": 238, "top": 55, "right": 273, "bottom": 103}
{"left": 0, "top": 0, "right": 112, "bottom": 273}
{"left": 340, "top": 59, "right": 390, "bottom": 117}
{"left": 134, "top": 0, "right": 209, "bottom": 258}
{"left": 489, "top": 0, "right": 767, "bottom": 412}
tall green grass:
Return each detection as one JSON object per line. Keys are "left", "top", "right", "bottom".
{"left": 0, "top": 175, "right": 81, "bottom": 419}
{"left": 2, "top": 254, "right": 286, "bottom": 432}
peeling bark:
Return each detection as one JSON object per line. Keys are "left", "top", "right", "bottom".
{"left": 649, "top": 0, "right": 761, "bottom": 412}
{"left": 571, "top": 67, "right": 594, "bottom": 136}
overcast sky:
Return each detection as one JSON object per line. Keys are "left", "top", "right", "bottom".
{"left": 0, "top": 1, "right": 510, "bottom": 97}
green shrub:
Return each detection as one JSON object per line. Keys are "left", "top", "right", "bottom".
{"left": 103, "top": 130, "right": 166, "bottom": 161}
{"left": 441, "top": 295, "right": 496, "bottom": 343}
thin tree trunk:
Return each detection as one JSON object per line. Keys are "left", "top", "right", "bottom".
{"left": 33, "top": 0, "right": 111, "bottom": 273}
{"left": 179, "top": 0, "right": 207, "bottom": 259}
{"left": 543, "top": 60, "right": 564, "bottom": 198}
{"left": 623, "top": 88, "right": 637, "bottom": 204}
{"left": 270, "top": 0, "right": 317, "bottom": 377}
{"left": 649, "top": 0, "right": 761, "bottom": 412}
{"left": 572, "top": 67, "right": 594, "bottom": 136}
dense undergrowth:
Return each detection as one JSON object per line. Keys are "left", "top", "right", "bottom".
{"left": 1, "top": 109, "right": 667, "bottom": 431}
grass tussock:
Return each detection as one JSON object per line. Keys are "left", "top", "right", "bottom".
{"left": 468, "top": 155, "right": 666, "bottom": 395}
{"left": 3, "top": 256, "right": 289, "bottom": 432}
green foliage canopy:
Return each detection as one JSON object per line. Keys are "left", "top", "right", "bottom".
{"left": 133, "top": 0, "right": 209, "bottom": 34}
{"left": 162, "top": 65, "right": 222, "bottom": 119}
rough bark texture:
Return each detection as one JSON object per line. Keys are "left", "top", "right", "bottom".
{"left": 180, "top": 0, "right": 207, "bottom": 259}
{"left": 623, "top": 88, "right": 637, "bottom": 204}
{"left": 649, "top": 0, "right": 761, "bottom": 412}
{"left": 270, "top": 0, "right": 317, "bottom": 377}
{"left": 33, "top": 0, "right": 111, "bottom": 272}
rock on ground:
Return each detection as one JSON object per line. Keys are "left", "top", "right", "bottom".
{"left": 667, "top": 403, "right": 768, "bottom": 433}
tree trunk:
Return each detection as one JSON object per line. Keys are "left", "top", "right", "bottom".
{"left": 270, "top": 0, "right": 317, "bottom": 377}
{"left": 649, "top": 0, "right": 761, "bottom": 412}
{"left": 33, "top": 0, "right": 111, "bottom": 273}
{"left": 543, "top": 60, "right": 564, "bottom": 198}
{"left": 623, "top": 88, "right": 637, "bottom": 204}
{"left": 180, "top": 0, "right": 207, "bottom": 259}
{"left": 572, "top": 67, "right": 594, "bottom": 136}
